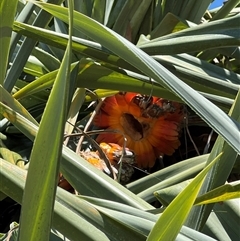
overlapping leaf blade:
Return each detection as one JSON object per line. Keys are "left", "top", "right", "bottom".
{"left": 146, "top": 153, "right": 223, "bottom": 241}
{"left": 0, "top": 0, "right": 18, "bottom": 84}
{"left": 186, "top": 90, "right": 240, "bottom": 230}
{"left": 195, "top": 182, "right": 240, "bottom": 205}
{"left": 17, "top": 2, "right": 73, "bottom": 240}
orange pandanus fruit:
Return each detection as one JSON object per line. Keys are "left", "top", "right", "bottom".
{"left": 94, "top": 92, "right": 185, "bottom": 168}
{"left": 58, "top": 142, "right": 135, "bottom": 189}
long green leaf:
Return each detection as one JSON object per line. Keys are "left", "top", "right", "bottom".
{"left": 13, "top": 62, "right": 78, "bottom": 100}
{"left": 149, "top": 12, "right": 195, "bottom": 39}
{"left": 17, "top": 2, "right": 73, "bottom": 240}
{"left": 185, "top": 89, "right": 240, "bottom": 230}
{"left": 153, "top": 180, "right": 232, "bottom": 241}
{"left": 211, "top": 0, "right": 240, "bottom": 21}
{"left": 213, "top": 199, "right": 240, "bottom": 241}
{"left": 3, "top": 0, "right": 64, "bottom": 92}
{"left": 195, "top": 182, "right": 240, "bottom": 205}
{"left": 127, "top": 154, "right": 208, "bottom": 194}
{"left": 56, "top": 188, "right": 147, "bottom": 241}
{"left": 146, "top": 152, "right": 223, "bottom": 241}
{"left": 12, "top": 21, "right": 139, "bottom": 72}
{"left": 0, "top": 0, "right": 18, "bottom": 84}
{"left": 134, "top": 156, "right": 207, "bottom": 203}
{"left": 139, "top": 14, "right": 240, "bottom": 54}
{"left": 140, "top": 15, "right": 240, "bottom": 48}
{"left": 0, "top": 85, "right": 39, "bottom": 126}
{"left": 0, "top": 102, "right": 39, "bottom": 141}
{"left": 160, "top": 0, "right": 212, "bottom": 23}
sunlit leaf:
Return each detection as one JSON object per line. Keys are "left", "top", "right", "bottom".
{"left": 17, "top": 2, "right": 73, "bottom": 240}
{"left": 0, "top": 0, "right": 18, "bottom": 84}
{"left": 147, "top": 153, "right": 223, "bottom": 241}
{"left": 195, "top": 182, "right": 240, "bottom": 205}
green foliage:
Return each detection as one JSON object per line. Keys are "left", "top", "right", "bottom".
{"left": 147, "top": 153, "right": 223, "bottom": 241}
{"left": 0, "top": 0, "right": 18, "bottom": 84}
{"left": 0, "top": 0, "right": 239, "bottom": 240}
{"left": 17, "top": 2, "right": 74, "bottom": 241}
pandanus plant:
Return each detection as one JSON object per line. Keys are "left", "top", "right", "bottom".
{"left": 0, "top": 0, "right": 239, "bottom": 241}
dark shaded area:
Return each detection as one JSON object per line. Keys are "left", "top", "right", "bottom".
{"left": 0, "top": 198, "right": 21, "bottom": 233}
